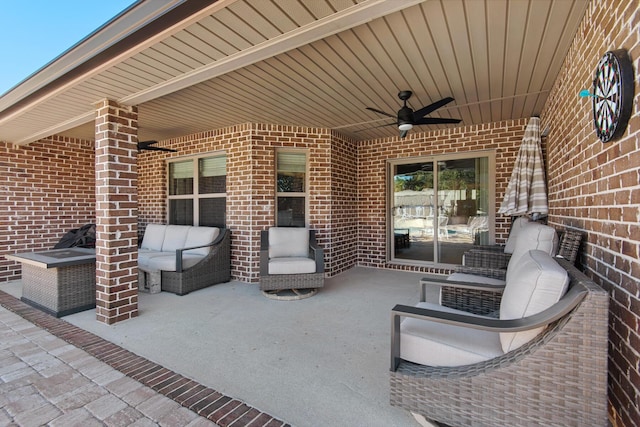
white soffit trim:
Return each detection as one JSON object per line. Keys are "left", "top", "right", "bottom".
{"left": 13, "top": 111, "right": 96, "bottom": 146}
{"left": 120, "top": 0, "right": 425, "bottom": 106}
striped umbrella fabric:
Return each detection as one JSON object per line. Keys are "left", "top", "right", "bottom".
{"left": 498, "top": 117, "right": 549, "bottom": 216}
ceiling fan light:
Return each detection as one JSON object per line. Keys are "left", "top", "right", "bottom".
{"left": 398, "top": 123, "right": 413, "bottom": 131}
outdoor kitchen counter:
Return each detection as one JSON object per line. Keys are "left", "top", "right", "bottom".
{"left": 6, "top": 248, "right": 96, "bottom": 317}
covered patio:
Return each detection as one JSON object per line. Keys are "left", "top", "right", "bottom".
{"left": 2, "top": 267, "right": 436, "bottom": 427}
{"left": 1, "top": 0, "right": 639, "bottom": 426}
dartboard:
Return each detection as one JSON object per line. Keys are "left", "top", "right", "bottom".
{"left": 592, "top": 49, "right": 634, "bottom": 143}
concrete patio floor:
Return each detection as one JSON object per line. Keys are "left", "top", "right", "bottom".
{"left": 1, "top": 267, "right": 440, "bottom": 427}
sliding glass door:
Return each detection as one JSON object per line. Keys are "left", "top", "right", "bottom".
{"left": 389, "top": 152, "right": 494, "bottom": 266}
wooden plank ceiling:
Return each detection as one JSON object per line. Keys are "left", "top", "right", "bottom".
{"left": 0, "top": 0, "right": 589, "bottom": 145}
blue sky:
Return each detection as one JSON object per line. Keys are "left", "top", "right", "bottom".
{"left": 0, "top": 0, "right": 135, "bottom": 95}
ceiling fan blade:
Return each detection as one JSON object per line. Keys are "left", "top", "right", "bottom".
{"left": 137, "top": 140, "right": 177, "bottom": 152}
{"left": 142, "top": 146, "right": 178, "bottom": 152}
{"left": 366, "top": 107, "right": 395, "bottom": 118}
{"left": 412, "top": 97, "right": 455, "bottom": 120}
{"left": 414, "top": 117, "right": 461, "bottom": 125}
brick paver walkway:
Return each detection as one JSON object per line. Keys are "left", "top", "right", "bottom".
{"left": 0, "top": 291, "right": 289, "bottom": 427}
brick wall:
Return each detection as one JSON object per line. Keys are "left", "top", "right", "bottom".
{"left": 0, "top": 136, "right": 95, "bottom": 282}
{"left": 328, "top": 131, "right": 358, "bottom": 275}
{"left": 137, "top": 123, "right": 356, "bottom": 283}
{"left": 137, "top": 123, "right": 254, "bottom": 281}
{"left": 542, "top": 1, "right": 639, "bottom": 425}
{"left": 0, "top": 121, "right": 523, "bottom": 284}
{"left": 357, "top": 120, "right": 526, "bottom": 274}
{"left": 251, "top": 124, "right": 334, "bottom": 280}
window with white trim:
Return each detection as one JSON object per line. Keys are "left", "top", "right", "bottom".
{"left": 276, "top": 150, "right": 307, "bottom": 227}
{"left": 168, "top": 154, "right": 226, "bottom": 227}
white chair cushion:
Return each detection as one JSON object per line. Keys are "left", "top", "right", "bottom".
{"left": 505, "top": 223, "right": 558, "bottom": 282}
{"left": 400, "top": 302, "right": 504, "bottom": 367}
{"left": 268, "top": 257, "right": 316, "bottom": 275}
{"left": 268, "top": 227, "right": 309, "bottom": 258}
{"left": 140, "top": 224, "right": 167, "bottom": 251}
{"left": 500, "top": 250, "right": 569, "bottom": 353}
{"left": 143, "top": 254, "right": 205, "bottom": 272}
{"left": 161, "top": 225, "right": 190, "bottom": 252}
{"left": 503, "top": 216, "right": 530, "bottom": 253}
{"left": 138, "top": 250, "right": 170, "bottom": 270}
{"left": 185, "top": 227, "right": 220, "bottom": 256}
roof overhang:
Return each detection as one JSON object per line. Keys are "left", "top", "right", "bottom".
{"left": 0, "top": 0, "right": 589, "bottom": 145}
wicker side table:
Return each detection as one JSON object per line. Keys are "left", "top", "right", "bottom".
{"left": 6, "top": 248, "right": 96, "bottom": 317}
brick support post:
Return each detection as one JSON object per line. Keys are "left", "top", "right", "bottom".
{"left": 94, "top": 99, "right": 138, "bottom": 324}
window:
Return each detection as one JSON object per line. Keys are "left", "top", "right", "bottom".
{"left": 389, "top": 152, "right": 495, "bottom": 266}
{"left": 168, "top": 154, "right": 226, "bottom": 227}
{"left": 276, "top": 151, "right": 306, "bottom": 227}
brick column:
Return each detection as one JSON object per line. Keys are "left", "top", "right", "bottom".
{"left": 94, "top": 99, "right": 138, "bottom": 324}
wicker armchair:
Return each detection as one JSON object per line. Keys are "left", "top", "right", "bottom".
{"left": 555, "top": 229, "right": 583, "bottom": 263}
{"left": 259, "top": 228, "right": 324, "bottom": 292}
{"left": 390, "top": 256, "right": 609, "bottom": 427}
{"left": 462, "top": 216, "right": 531, "bottom": 260}
{"left": 460, "top": 229, "right": 583, "bottom": 279}
{"left": 442, "top": 223, "right": 560, "bottom": 312}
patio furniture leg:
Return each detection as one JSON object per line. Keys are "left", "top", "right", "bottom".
{"left": 147, "top": 271, "right": 162, "bottom": 294}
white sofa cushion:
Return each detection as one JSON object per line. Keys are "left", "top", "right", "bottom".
{"left": 143, "top": 254, "right": 205, "bottom": 272}
{"left": 139, "top": 225, "right": 222, "bottom": 273}
{"left": 185, "top": 227, "right": 220, "bottom": 256}
{"left": 269, "top": 257, "right": 316, "bottom": 275}
{"left": 505, "top": 223, "right": 558, "bottom": 282}
{"left": 138, "top": 250, "right": 168, "bottom": 273}
{"left": 140, "top": 224, "right": 167, "bottom": 251}
{"left": 400, "top": 302, "right": 504, "bottom": 367}
{"left": 161, "top": 225, "right": 190, "bottom": 252}
{"left": 268, "top": 227, "right": 309, "bottom": 258}
{"left": 499, "top": 250, "right": 569, "bottom": 353}
{"left": 503, "top": 216, "right": 530, "bottom": 253}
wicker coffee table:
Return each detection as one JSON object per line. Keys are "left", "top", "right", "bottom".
{"left": 6, "top": 248, "right": 96, "bottom": 317}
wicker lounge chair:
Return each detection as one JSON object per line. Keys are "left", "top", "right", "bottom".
{"left": 440, "top": 222, "right": 559, "bottom": 312}
{"left": 463, "top": 216, "right": 530, "bottom": 259}
{"left": 390, "top": 254, "right": 608, "bottom": 427}
{"left": 453, "top": 222, "right": 558, "bottom": 281}
{"left": 260, "top": 227, "right": 324, "bottom": 293}
{"left": 460, "top": 228, "right": 583, "bottom": 278}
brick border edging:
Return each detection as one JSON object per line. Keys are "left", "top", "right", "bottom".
{"left": 0, "top": 290, "right": 289, "bottom": 427}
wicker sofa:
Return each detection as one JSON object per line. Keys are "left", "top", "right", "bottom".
{"left": 390, "top": 252, "right": 608, "bottom": 427}
{"left": 138, "top": 224, "right": 231, "bottom": 295}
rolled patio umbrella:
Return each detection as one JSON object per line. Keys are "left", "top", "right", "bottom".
{"left": 498, "top": 117, "right": 549, "bottom": 218}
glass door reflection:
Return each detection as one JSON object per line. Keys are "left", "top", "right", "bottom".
{"left": 391, "top": 155, "right": 491, "bottom": 265}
